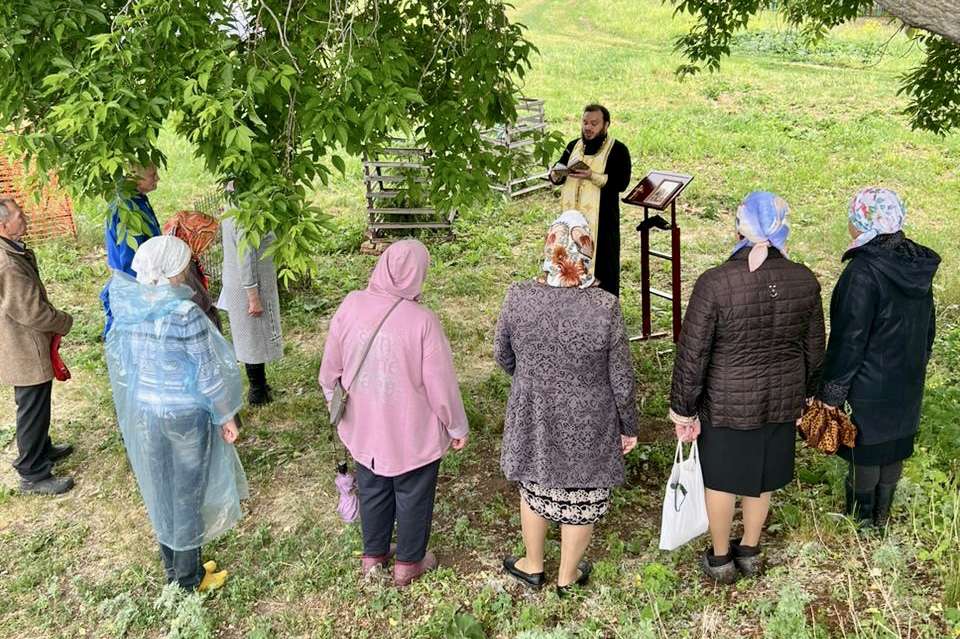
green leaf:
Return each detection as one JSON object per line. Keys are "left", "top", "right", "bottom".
{"left": 234, "top": 126, "right": 253, "bottom": 153}
{"left": 41, "top": 72, "right": 69, "bottom": 89}
{"left": 444, "top": 613, "right": 487, "bottom": 639}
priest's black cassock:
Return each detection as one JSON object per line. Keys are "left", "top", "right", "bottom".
{"left": 549, "top": 134, "right": 632, "bottom": 296}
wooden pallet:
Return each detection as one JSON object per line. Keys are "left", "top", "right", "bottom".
{"left": 481, "top": 97, "right": 552, "bottom": 199}
{"left": 360, "top": 228, "right": 454, "bottom": 256}
{"left": 362, "top": 140, "right": 457, "bottom": 243}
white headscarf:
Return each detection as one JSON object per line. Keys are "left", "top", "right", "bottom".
{"left": 132, "top": 235, "right": 192, "bottom": 286}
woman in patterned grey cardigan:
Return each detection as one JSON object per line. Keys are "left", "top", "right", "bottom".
{"left": 494, "top": 211, "right": 639, "bottom": 595}
{"left": 218, "top": 215, "right": 283, "bottom": 405}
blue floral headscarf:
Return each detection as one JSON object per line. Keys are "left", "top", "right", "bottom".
{"left": 732, "top": 191, "right": 791, "bottom": 272}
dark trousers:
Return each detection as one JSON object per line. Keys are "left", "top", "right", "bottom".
{"left": 149, "top": 409, "right": 210, "bottom": 591}
{"left": 13, "top": 381, "right": 54, "bottom": 482}
{"left": 355, "top": 459, "right": 441, "bottom": 563}
{"left": 159, "top": 544, "right": 203, "bottom": 590}
{"left": 144, "top": 411, "right": 210, "bottom": 550}
{"left": 848, "top": 461, "right": 904, "bottom": 492}
{"left": 245, "top": 363, "right": 267, "bottom": 389}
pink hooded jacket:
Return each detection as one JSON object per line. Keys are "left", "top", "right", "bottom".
{"left": 318, "top": 240, "right": 469, "bottom": 477}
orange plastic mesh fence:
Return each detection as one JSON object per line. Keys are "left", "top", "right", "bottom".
{"left": 189, "top": 189, "right": 227, "bottom": 297}
{"left": 0, "top": 157, "right": 77, "bottom": 242}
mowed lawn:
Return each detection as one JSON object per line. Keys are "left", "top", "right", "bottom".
{"left": 1, "top": 1, "right": 958, "bottom": 637}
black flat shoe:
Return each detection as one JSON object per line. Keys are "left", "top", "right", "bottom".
{"left": 730, "top": 538, "right": 763, "bottom": 578}
{"left": 556, "top": 560, "right": 592, "bottom": 597}
{"left": 20, "top": 475, "right": 74, "bottom": 495}
{"left": 700, "top": 548, "right": 738, "bottom": 585}
{"left": 503, "top": 556, "right": 545, "bottom": 589}
{"left": 48, "top": 444, "right": 74, "bottom": 463}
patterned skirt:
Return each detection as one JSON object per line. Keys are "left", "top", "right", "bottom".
{"left": 519, "top": 481, "right": 611, "bottom": 525}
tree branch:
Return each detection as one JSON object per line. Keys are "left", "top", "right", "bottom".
{"left": 257, "top": 0, "right": 302, "bottom": 73}
{"left": 876, "top": 0, "right": 960, "bottom": 44}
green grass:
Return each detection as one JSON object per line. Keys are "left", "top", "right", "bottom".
{"left": 2, "top": 2, "right": 959, "bottom": 637}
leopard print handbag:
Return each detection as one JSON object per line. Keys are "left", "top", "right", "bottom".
{"left": 798, "top": 400, "right": 857, "bottom": 455}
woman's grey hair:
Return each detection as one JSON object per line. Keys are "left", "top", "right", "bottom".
{"left": 0, "top": 198, "right": 18, "bottom": 223}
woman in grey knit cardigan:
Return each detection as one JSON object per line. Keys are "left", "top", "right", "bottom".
{"left": 494, "top": 211, "right": 639, "bottom": 595}
{"left": 218, "top": 214, "right": 283, "bottom": 406}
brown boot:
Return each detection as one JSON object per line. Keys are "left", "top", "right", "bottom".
{"left": 393, "top": 551, "right": 437, "bottom": 587}
{"left": 361, "top": 544, "right": 396, "bottom": 576}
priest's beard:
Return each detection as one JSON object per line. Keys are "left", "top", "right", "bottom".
{"left": 581, "top": 131, "right": 607, "bottom": 155}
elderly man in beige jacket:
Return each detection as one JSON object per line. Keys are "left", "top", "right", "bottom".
{"left": 0, "top": 198, "right": 75, "bottom": 495}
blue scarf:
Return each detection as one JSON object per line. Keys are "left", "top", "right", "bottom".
{"left": 732, "top": 191, "right": 791, "bottom": 272}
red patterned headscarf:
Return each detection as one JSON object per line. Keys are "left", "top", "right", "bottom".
{"left": 162, "top": 210, "right": 219, "bottom": 258}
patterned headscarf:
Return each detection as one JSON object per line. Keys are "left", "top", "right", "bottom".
{"left": 538, "top": 210, "right": 596, "bottom": 289}
{"left": 162, "top": 210, "right": 219, "bottom": 258}
{"left": 732, "top": 191, "right": 791, "bottom": 272}
{"left": 848, "top": 187, "right": 905, "bottom": 250}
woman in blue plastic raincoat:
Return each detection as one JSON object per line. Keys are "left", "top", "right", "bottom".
{"left": 106, "top": 235, "right": 248, "bottom": 592}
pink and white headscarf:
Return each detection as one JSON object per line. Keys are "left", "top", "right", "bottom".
{"left": 848, "top": 187, "right": 905, "bottom": 250}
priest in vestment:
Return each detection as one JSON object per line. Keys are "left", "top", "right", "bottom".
{"left": 549, "top": 104, "right": 632, "bottom": 297}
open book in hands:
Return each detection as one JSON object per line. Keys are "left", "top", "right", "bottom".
{"left": 551, "top": 159, "right": 590, "bottom": 178}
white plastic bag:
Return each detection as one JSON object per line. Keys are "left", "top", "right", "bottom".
{"left": 658, "top": 441, "right": 709, "bottom": 551}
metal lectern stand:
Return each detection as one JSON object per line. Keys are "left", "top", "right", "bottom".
{"left": 622, "top": 171, "right": 694, "bottom": 343}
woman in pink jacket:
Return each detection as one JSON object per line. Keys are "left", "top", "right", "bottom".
{"left": 319, "top": 240, "right": 469, "bottom": 587}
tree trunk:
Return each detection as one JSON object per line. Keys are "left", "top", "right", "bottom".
{"left": 876, "top": 0, "right": 960, "bottom": 44}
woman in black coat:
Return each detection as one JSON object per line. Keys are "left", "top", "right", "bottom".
{"left": 819, "top": 188, "right": 940, "bottom": 527}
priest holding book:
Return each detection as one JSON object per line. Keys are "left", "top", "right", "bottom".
{"left": 549, "top": 104, "right": 632, "bottom": 297}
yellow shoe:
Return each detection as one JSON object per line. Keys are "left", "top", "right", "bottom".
{"left": 198, "top": 569, "right": 229, "bottom": 592}
{"left": 203, "top": 560, "right": 217, "bottom": 574}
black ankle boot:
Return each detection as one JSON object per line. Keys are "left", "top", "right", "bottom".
{"left": 874, "top": 482, "right": 897, "bottom": 528}
{"left": 245, "top": 363, "right": 272, "bottom": 406}
{"left": 845, "top": 480, "right": 877, "bottom": 527}
{"left": 851, "top": 491, "right": 876, "bottom": 527}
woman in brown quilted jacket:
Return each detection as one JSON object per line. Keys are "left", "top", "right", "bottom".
{"left": 670, "top": 192, "right": 825, "bottom": 584}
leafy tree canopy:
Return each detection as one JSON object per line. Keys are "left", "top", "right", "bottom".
{"left": 0, "top": 0, "right": 559, "bottom": 278}
{"left": 671, "top": 0, "right": 960, "bottom": 135}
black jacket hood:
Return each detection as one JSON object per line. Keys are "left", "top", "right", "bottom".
{"left": 843, "top": 232, "right": 940, "bottom": 299}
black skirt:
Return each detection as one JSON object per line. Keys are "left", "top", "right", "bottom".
{"left": 837, "top": 435, "right": 915, "bottom": 466}
{"left": 698, "top": 419, "right": 796, "bottom": 498}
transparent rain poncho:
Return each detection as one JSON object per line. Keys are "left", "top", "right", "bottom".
{"left": 106, "top": 272, "right": 248, "bottom": 551}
